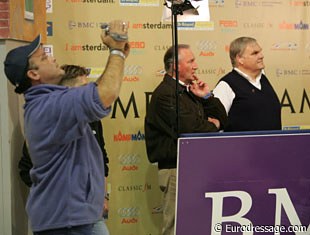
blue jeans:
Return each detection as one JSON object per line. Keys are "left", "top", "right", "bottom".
{"left": 33, "top": 224, "right": 93, "bottom": 235}
{"left": 92, "top": 218, "right": 110, "bottom": 235}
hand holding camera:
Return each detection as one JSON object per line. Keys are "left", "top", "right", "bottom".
{"left": 100, "top": 20, "right": 130, "bottom": 58}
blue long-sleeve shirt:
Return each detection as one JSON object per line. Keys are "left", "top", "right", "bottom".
{"left": 24, "top": 82, "right": 110, "bottom": 232}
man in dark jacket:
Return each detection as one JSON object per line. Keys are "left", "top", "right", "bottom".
{"left": 144, "top": 44, "right": 227, "bottom": 235}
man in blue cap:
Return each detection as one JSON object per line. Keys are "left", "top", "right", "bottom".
{"left": 4, "top": 20, "right": 129, "bottom": 235}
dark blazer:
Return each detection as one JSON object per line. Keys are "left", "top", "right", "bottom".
{"left": 144, "top": 74, "right": 228, "bottom": 169}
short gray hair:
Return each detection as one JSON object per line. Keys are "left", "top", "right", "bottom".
{"left": 229, "top": 37, "right": 257, "bottom": 67}
{"left": 163, "top": 44, "right": 190, "bottom": 73}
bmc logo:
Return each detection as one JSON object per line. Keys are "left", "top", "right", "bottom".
{"left": 205, "top": 188, "right": 309, "bottom": 235}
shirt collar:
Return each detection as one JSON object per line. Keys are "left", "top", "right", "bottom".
{"left": 172, "top": 76, "right": 190, "bottom": 91}
{"left": 234, "top": 68, "right": 263, "bottom": 81}
{"left": 234, "top": 68, "right": 263, "bottom": 89}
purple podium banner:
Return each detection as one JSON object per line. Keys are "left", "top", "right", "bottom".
{"left": 176, "top": 131, "right": 310, "bottom": 235}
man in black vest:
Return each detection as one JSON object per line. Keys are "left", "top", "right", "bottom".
{"left": 213, "top": 37, "right": 282, "bottom": 131}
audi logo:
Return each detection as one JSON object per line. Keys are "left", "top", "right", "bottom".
{"left": 118, "top": 154, "right": 141, "bottom": 165}
{"left": 124, "top": 65, "right": 143, "bottom": 75}
{"left": 196, "top": 40, "right": 217, "bottom": 51}
{"left": 117, "top": 207, "right": 140, "bottom": 217}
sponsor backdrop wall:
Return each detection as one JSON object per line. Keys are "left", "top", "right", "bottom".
{"left": 45, "top": 0, "right": 310, "bottom": 234}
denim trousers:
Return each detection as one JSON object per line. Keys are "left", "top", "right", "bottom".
{"left": 92, "top": 218, "right": 110, "bottom": 235}
{"left": 33, "top": 224, "right": 93, "bottom": 235}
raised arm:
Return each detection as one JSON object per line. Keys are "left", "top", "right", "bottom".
{"left": 96, "top": 20, "right": 130, "bottom": 108}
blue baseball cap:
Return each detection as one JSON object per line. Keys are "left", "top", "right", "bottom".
{"left": 4, "top": 34, "right": 41, "bottom": 88}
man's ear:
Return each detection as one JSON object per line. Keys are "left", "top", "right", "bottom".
{"left": 27, "top": 70, "right": 40, "bottom": 81}
{"left": 236, "top": 55, "right": 244, "bottom": 65}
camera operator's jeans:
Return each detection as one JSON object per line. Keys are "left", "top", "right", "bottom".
{"left": 92, "top": 218, "right": 110, "bottom": 235}
{"left": 33, "top": 224, "right": 93, "bottom": 235}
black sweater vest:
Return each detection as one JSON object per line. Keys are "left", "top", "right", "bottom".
{"left": 221, "top": 70, "right": 282, "bottom": 131}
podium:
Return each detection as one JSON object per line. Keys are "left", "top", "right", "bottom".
{"left": 175, "top": 130, "right": 310, "bottom": 234}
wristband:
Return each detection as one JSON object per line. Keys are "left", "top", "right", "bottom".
{"left": 110, "top": 49, "right": 126, "bottom": 59}
{"left": 203, "top": 92, "right": 213, "bottom": 100}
